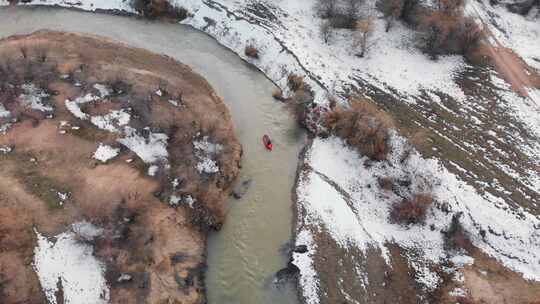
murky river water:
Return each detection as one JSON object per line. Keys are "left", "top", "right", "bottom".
{"left": 0, "top": 6, "right": 304, "bottom": 304}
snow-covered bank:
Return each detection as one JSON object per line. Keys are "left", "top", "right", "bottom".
{"left": 294, "top": 135, "right": 540, "bottom": 302}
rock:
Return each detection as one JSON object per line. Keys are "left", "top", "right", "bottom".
{"left": 275, "top": 259, "right": 300, "bottom": 285}
{"left": 293, "top": 245, "right": 308, "bottom": 254}
{"left": 232, "top": 179, "right": 252, "bottom": 199}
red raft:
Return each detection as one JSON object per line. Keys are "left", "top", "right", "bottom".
{"left": 262, "top": 134, "right": 273, "bottom": 151}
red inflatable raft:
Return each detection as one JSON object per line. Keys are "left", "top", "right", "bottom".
{"left": 262, "top": 134, "right": 273, "bottom": 151}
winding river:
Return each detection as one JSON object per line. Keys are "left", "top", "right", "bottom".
{"left": 0, "top": 6, "right": 304, "bottom": 304}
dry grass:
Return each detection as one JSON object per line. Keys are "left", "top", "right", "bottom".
{"left": 391, "top": 194, "right": 433, "bottom": 224}
{"left": 325, "top": 98, "right": 394, "bottom": 161}
{"left": 244, "top": 45, "right": 259, "bottom": 59}
{"left": 287, "top": 74, "right": 306, "bottom": 92}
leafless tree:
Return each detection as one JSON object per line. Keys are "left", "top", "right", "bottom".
{"left": 378, "top": 0, "right": 404, "bottom": 32}
{"left": 344, "top": 0, "right": 364, "bottom": 26}
{"left": 320, "top": 20, "right": 333, "bottom": 44}
{"left": 353, "top": 14, "right": 375, "bottom": 57}
{"left": 316, "top": 0, "right": 339, "bottom": 19}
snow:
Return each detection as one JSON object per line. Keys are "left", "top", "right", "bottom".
{"left": 448, "top": 287, "right": 467, "bottom": 297}
{"left": 56, "top": 191, "right": 69, "bottom": 206}
{"left": 193, "top": 136, "right": 222, "bottom": 174}
{"left": 450, "top": 255, "right": 475, "bottom": 267}
{"left": 292, "top": 229, "right": 320, "bottom": 304}
{"left": 93, "top": 83, "right": 111, "bottom": 97}
{"left": 466, "top": 0, "right": 540, "bottom": 71}
{"left": 297, "top": 135, "right": 540, "bottom": 291}
{"left": 90, "top": 109, "right": 130, "bottom": 133}
{"left": 33, "top": 224, "right": 108, "bottom": 304}
{"left": 0, "top": 145, "right": 12, "bottom": 154}
{"left": 93, "top": 143, "right": 120, "bottom": 162}
{"left": 196, "top": 157, "right": 219, "bottom": 174}
{"left": 117, "top": 127, "right": 169, "bottom": 164}
{"left": 148, "top": 164, "right": 159, "bottom": 176}
{"left": 19, "top": 83, "right": 53, "bottom": 112}
{"left": 0, "top": 122, "right": 11, "bottom": 134}
{"left": 72, "top": 221, "right": 104, "bottom": 241}
{"left": 0, "top": 104, "right": 10, "bottom": 118}
{"left": 65, "top": 93, "right": 100, "bottom": 120}
{"left": 169, "top": 194, "right": 196, "bottom": 208}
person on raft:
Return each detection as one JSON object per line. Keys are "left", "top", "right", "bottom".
{"left": 263, "top": 134, "right": 273, "bottom": 151}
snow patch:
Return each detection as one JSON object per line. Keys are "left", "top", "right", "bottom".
{"left": 19, "top": 83, "right": 53, "bottom": 112}
{"left": 93, "top": 143, "right": 120, "bottom": 162}
{"left": 33, "top": 225, "right": 109, "bottom": 304}
{"left": 117, "top": 127, "right": 168, "bottom": 164}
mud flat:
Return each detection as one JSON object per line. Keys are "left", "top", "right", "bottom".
{"left": 0, "top": 31, "right": 241, "bottom": 303}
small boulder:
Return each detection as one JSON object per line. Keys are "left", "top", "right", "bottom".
{"left": 293, "top": 245, "right": 308, "bottom": 254}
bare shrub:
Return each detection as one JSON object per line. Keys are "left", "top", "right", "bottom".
{"left": 391, "top": 194, "right": 433, "bottom": 224}
{"left": 457, "top": 18, "right": 482, "bottom": 55}
{"left": 284, "top": 74, "right": 315, "bottom": 126}
{"left": 131, "top": 0, "right": 189, "bottom": 21}
{"left": 109, "top": 78, "right": 130, "bottom": 95}
{"left": 290, "top": 88, "right": 315, "bottom": 125}
{"left": 344, "top": 0, "right": 364, "bottom": 26}
{"left": 19, "top": 46, "right": 29, "bottom": 60}
{"left": 320, "top": 20, "right": 333, "bottom": 44}
{"left": 353, "top": 14, "right": 375, "bottom": 57}
{"left": 287, "top": 74, "right": 306, "bottom": 92}
{"left": 244, "top": 45, "right": 259, "bottom": 59}
{"left": 34, "top": 46, "right": 48, "bottom": 63}
{"left": 316, "top": 0, "right": 339, "bottom": 19}
{"left": 401, "top": 0, "right": 421, "bottom": 25}
{"left": 438, "top": 0, "right": 464, "bottom": 14}
{"left": 378, "top": 177, "right": 395, "bottom": 191}
{"left": 419, "top": 12, "right": 482, "bottom": 59}
{"left": 443, "top": 212, "right": 470, "bottom": 250}
{"left": 325, "top": 98, "right": 394, "bottom": 160}
{"left": 377, "top": 0, "right": 405, "bottom": 31}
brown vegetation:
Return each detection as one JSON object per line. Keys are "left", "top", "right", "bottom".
{"left": 244, "top": 45, "right": 259, "bottom": 59}
{"left": 419, "top": 12, "right": 482, "bottom": 59}
{"left": 130, "top": 0, "right": 190, "bottom": 21}
{"left": 391, "top": 194, "right": 433, "bottom": 224}
{"left": 285, "top": 74, "right": 316, "bottom": 127}
{"left": 325, "top": 98, "right": 394, "bottom": 160}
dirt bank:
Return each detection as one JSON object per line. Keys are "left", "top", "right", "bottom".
{"left": 0, "top": 31, "right": 241, "bottom": 303}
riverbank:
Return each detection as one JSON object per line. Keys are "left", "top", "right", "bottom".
{"left": 0, "top": 30, "right": 242, "bottom": 303}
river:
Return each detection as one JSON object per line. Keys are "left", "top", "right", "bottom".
{"left": 0, "top": 6, "right": 304, "bottom": 304}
